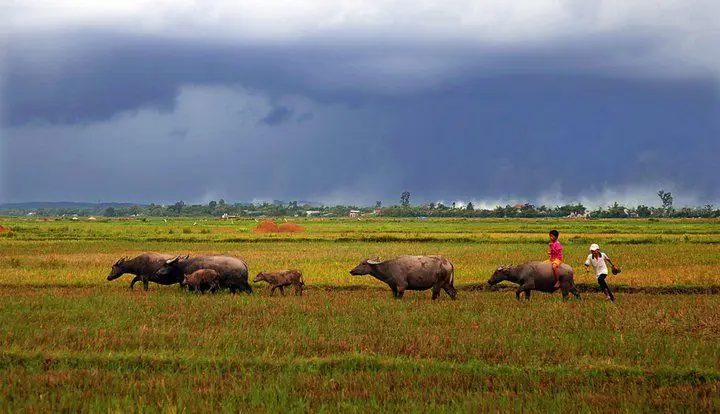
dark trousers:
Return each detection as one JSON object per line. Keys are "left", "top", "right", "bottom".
{"left": 598, "top": 274, "right": 614, "bottom": 301}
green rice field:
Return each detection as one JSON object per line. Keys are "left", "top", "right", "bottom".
{"left": 1, "top": 217, "right": 719, "bottom": 411}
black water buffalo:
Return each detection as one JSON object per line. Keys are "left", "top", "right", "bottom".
{"left": 107, "top": 253, "right": 180, "bottom": 290}
{"left": 156, "top": 255, "right": 252, "bottom": 294}
{"left": 488, "top": 261, "right": 581, "bottom": 300}
{"left": 349, "top": 255, "right": 456, "bottom": 300}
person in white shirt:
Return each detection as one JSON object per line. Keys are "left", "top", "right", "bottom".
{"left": 584, "top": 243, "right": 617, "bottom": 301}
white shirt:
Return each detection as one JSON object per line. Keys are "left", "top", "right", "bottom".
{"left": 585, "top": 252, "right": 610, "bottom": 277}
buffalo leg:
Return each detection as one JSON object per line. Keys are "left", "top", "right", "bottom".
{"left": 142, "top": 276, "right": 150, "bottom": 291}
{"left": 516, "top": 282, "right": 534, "bottom": 301}
{"left": 396, "top": 281, "right": 408, "bottom": 299}
{"left": 279, "top": 286, "right": 285, "bottom": 296}
{"left": 561, "top": 288, "right": 569, "bottom": 300}
{"left": 129, "top": 276, "right": 142, "bottom": 290}
{"left": 570, "top": 285, "right": 581, "bottom": 299}
{"left": 431, "top": 285, "right": 442, "bottom": 300}
{"left": 443, "top": 284, "right": 458, "bottom": 300}
{"left": 270, "top": 286, "right": 276, "bottom": 296}
{"left": 391, "top": 286, "right": 399, "bottom": 298}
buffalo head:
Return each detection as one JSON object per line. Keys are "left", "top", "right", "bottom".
{"left": 488, "top": 265, "right": 513, "bottom": 285}
{"left": 156, "top": 254, "right": 189, "bottom": 277}
{"left": 349, "top": 258, "right": 381, "bottom": 276}
{"left": 107, "top": 257, "right": 129, "bottom": 281}
{"left": 253, "top": 272, "right": 266, "bottom": 283}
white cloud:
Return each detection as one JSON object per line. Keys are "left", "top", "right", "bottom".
{"left": 4, "top": 0, "right": 719, "bottom": 78}
{"left": 536, "top": 184, "right": 716, "bottom": 209}
{"left": 2, "top": 0, "right": 708, "bottom": 41}
{"left": 441, "top": 184, "right": 718, "bottom": 211}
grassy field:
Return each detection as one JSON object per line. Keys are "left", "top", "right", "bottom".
{"left": 1, "top": 217, "right": 719, "bottom": 411}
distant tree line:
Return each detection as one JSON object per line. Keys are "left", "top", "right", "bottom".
{"left": 0, "top": 200, "right": 366, "bottom": 218}
{"left": 380, "top": 190, "right": 719, "bottom": 218}
{"left": 379, "top": 202, "right": 718, "bottom": 218}
{"left": 2, "top": 190, "right": 718, "bottom": 219}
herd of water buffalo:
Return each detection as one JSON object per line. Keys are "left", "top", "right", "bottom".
{"left": 107, "top": 252, "right": 582, "bottom": 300}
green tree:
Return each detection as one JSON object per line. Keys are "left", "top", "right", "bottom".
{"left": 128, "top": 205, "right": 142, "bottom": 216}
{"left": 636, "top": 205, "right": 651, "bottom": 217}
{"left": 104, "top": 207, "right": 116, "bottom": 217}
{"left": 400, "top": 191, "right": 411, "bottom": 207}
{"left": 172, "top": 201, "right": 185, "bottom": 215}
{"left": 657, "top": 190, "right": 673, "bottom": 209}
{"left": 466, "top": 202, "right": 474, "bottom": 211}
{"left": 607, "top": 202, "right": 628, "bottom": 218}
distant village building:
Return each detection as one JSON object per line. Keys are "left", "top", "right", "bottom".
{"left": 349, "top": 210, "right": 361, "bottom": 218}
{"left": 305, "top": 210, "right": 321, "bottom": 217}
{"left": 87, "top": 216, "right": 97, "bottom": 221}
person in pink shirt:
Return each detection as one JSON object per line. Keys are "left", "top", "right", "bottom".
{"left": 546, "top": 229, "right": 563, "bottom": 288}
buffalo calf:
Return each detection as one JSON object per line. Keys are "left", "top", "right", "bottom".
{"left": 184, "top": 269, "right": 221, "bottom": 294}
{"left": 253, "top": 269, "right": 304, "bottom": 296}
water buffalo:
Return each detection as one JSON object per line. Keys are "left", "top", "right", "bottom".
{"left": 184, "top": 269, "right": 221, "bottom": 294}
{"left": 253, "top": 269, "right": 305, "bottom": 296}
{"left": 349, "top": 255, "right": 456, "bottom": 300}
{"left": 107, "top": 253, "right": 180, "bottom": 290}
{"left": 156, "top": 255, "right": 252, "bottom": 294}
{"left": 488, "top": 261, "right": 581, "bottom": 300}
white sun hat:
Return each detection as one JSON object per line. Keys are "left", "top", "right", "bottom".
{"left": 589, "top": 243, "right": 600, "bottom": 251}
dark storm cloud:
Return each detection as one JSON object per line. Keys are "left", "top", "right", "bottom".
{"left": 168, "top": 127, "right": 190, "bottom": 138}
{"left": 2, "top": 30, "right": 719, "bottom": 206}
{"left": 3, "top": 31, "right": 674, "bottom": 127}
{"left": 259, "top": 105, "right": 293, "bottom": 126}
{"left": 297, "top": 112, "right": 314, "bottom": 123}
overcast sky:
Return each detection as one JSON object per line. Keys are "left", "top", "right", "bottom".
{"left": 1, "top": 0, "right": 718, "bottom": 207}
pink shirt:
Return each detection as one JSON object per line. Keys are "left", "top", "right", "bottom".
{"left": 549, "top": 241, "right": 564, "bottom": 261}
